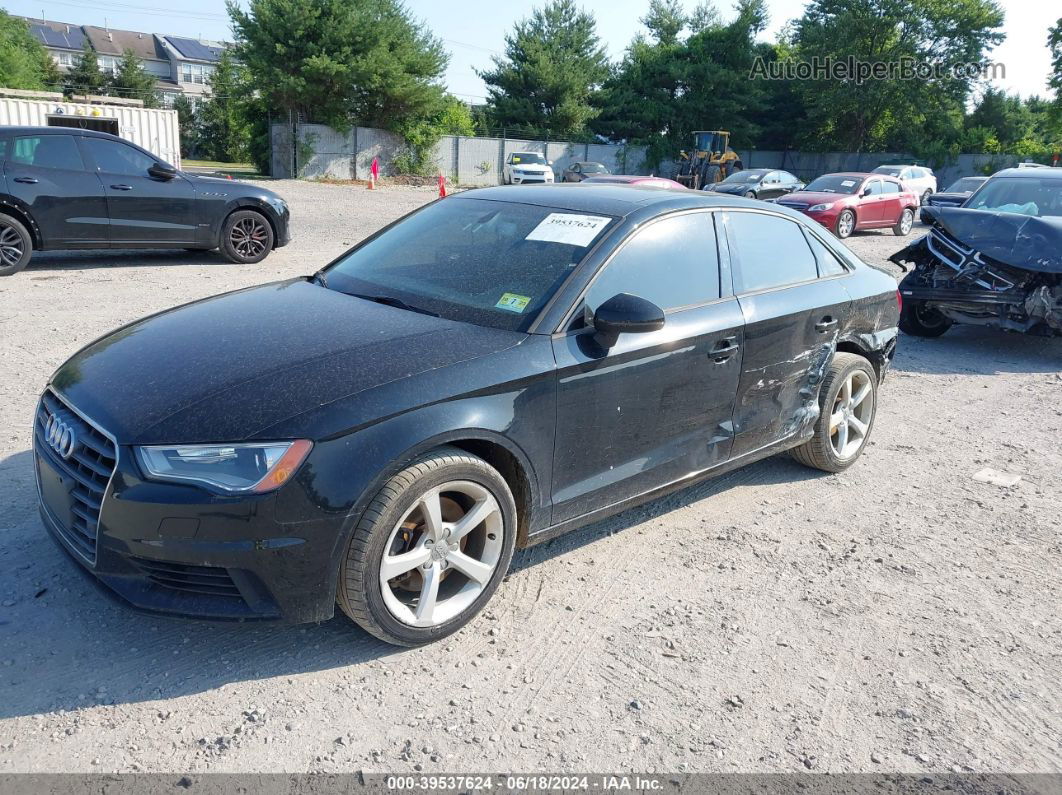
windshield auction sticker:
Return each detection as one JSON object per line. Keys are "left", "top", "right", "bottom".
{"left": 526, "top": 213, "right": 610, "bottom": 247}
{"left": 496, "top": 293, "right": 531, "bottom": 313}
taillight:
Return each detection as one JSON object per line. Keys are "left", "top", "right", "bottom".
{"left": 896, "top": 289, "right": 903, "bottom": 312}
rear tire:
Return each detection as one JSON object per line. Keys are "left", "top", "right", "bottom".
{"left": 0, "top": 214, "right": 33, "bottom": 276}
{"left": 790, "top": 352, "right": 878, "bottom": 473}
{"left": 220, "top": 210, "right": 273, "bottom": 264}
{"left": 899, "top": 299, "right": 953, "bottom": 337}
{"left": 893, "top": 208, "right": 914, "bottom": 235}
{"left": 337, "top": 446, "right": 518, "bottom": 647}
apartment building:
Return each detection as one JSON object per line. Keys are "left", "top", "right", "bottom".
{"left": 22, "top": 17, "right": 227, "bottom": 107}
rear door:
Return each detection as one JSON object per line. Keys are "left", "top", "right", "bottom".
{"left": 880, "top": 180, "right": 903, "bottom": 224}
{"left": 3, "top": 133, "right": 109, "bottom": 247}
{"left": 550, "top": 211, "right": 744, "bottom": 522}
{"left": 722, "top": 209, "right": 851, "bottom": 458}
{"left": 78, "top": 136, "right": 197, "bottom": 245}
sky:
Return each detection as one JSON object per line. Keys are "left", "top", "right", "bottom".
{"left": 4, "top": 0, "right": 1055, "bottom": 102}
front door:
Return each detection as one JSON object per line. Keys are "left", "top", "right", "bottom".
{"left": 78, "top": 136, "right": 197, "bottom": 244}
{"left": 3, "top": 133, "right": 109, "bottom": 246}
{"left": 721, "top": 209, "right": 851, "bottom": 458}
{"left": 550, "top": 211, "right": 744, "bottom": 523}
{"left": 859, "top": 178, "right": 887, "bottom": 226}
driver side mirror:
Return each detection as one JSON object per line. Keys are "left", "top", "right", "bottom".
{"left": 592, "top": 293, "right": 665, "bottom": 348}
{"left": 149, "top": 162, "right": 177, "bottom": 180}
{"left": 861, "top": 187, "right": 872, "bottom": 197}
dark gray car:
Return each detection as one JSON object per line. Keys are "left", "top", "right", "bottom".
{"left": 561, "top": 161, "right": 610, "bottom": 182}
{"left": 0, "top": 126, "right": 290, "bottom": 275}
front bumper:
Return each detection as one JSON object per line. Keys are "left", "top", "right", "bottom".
{"left": 511, "top": 173, "right": 554, "bottom": 184}
{"left": 34, "top": 394, "right": 343, "bottom": 623}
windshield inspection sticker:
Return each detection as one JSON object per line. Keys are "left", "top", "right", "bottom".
{"left": 840, "top": 180, "right": 857, "bottom": 187}
{"left": 526, "top": 213, "right": 610, "bottom": 247}
{"left": 496, "top": 293, "right": 531, "bottom": 313}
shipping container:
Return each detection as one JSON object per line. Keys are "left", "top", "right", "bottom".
{"left": 0, "top": 97, "right": 181, "bottom": 167}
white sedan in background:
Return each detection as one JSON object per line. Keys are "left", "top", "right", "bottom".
{"left": 503, "top": 152, "right": 555, "bottom": 184}
{"left": 872, "top": 164, "right": 938, "bottom": 204}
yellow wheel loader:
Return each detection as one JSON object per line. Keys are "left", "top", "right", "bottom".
{"left": 675, "top": 131, "right": 744, "bottom": 190}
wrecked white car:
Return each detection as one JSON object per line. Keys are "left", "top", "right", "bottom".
{"left": 891, "top": 168, "right": 1062, "bottom": 337}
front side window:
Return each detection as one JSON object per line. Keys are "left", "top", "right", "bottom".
{"left": 583, "top": 212, "right": 720, "bottom": 314}
{"left": 10, "top": 135, "right": 84, "bottom": 171}
{"left": 323, "top": 197, "right": 616, "bottom": 332}
{"left": 728, "top": 212, "right": 818, "bottom": 293}
{"left": 82, "top": 138, "right": 156, "bottom": 176}
{"left": 864, "top": 180, "right": 883, "bottom": 196}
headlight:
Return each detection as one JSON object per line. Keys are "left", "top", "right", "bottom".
{"left": 808, "top": 202, "right": 835, "bottom": 212}
{"left": 136, "top": 440, "right": 312, "bottom": 494}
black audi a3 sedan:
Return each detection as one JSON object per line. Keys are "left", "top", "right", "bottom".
{"left": 0, "top": 126, "right": 290, "bottom": 275}
{"left": 35, "top": 185, "right": 899, "bottom": 645}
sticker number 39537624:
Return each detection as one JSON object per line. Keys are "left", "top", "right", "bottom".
{"left": 525, "top": 213, "right": 611, "bottom": 247}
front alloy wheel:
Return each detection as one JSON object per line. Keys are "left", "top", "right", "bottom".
{"left": 220, "top": 210, "right": 274, "bottom": 264}
{"left": 835, "top": 210, "right": 855, "bottom": 239}
{"left": 337, "top": 447, "right": 517, "bottom": 646}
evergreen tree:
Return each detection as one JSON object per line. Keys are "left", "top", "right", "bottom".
{"left": 197, "top": 50, "right": 251, "bottom": 162}
{"left": 109, "top": 48, "right": 160, "bottom": 107}
{"left": 478, "top": 0, "right": 609, "bottom": 138}
{"left": 172, "top": 94, "right": 199, "bottom": 158}
{"left": 65, "top": 44, "right": 107, "bottom": 96}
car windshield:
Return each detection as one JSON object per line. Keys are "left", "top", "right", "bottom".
{"left": 873, "top": 166, "right": 903, "bottom": 176}
{"left": 964, "top": 177, "right": 1062, "bottom": 217}
{"left": 803, "top": 175, "right": 862, "bottom": 194}
{"left": 581, "top": 163, "right": 606, "bottom": 173}
{"left": 946, "top": 177, "right": 984, "bottom": 193}
{"left": 511, "top": 153, "right": 546, "bottom": 165}
{"left": 321, "top": 198, "right": 616, "bottom": 331}
{"left": 721, "top": 171, "right": 762, "bottom": 184}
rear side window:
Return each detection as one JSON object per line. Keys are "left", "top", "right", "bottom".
{"left": 584, "top": 212, "right": 720, "bottom": 313}
{"left": 10, "top": 135, "right": 84, "bottom": 171}
{"left": 883, "top": 181, "right": 900, "bottom": 193}
{"left": 0, "top": 138, "right": 7, "bottom": 161}
{"left": 728, "top": 212, "right": 818, "bottom": 292}
{"left": 82, "top": 138, "right": 156, "bottom": 176}
{"left": 804, "top": 232, "right": 849, "bottom": 277}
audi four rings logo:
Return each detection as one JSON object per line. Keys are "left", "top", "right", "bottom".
{"left": 45, "top": 415, "right": 78, "bottom": 460}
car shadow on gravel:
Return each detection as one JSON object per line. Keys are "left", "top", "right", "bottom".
{"left": 892, "top": 325, "right": 1062, "bottom": 376}
{"left": 23, "top": 250, "right": 228, "bottom": 272}
{"left": 0, "top": 448, "right": 824, "bottom": 720}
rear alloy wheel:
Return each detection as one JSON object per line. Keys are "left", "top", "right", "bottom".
{"left": 835, "top": 209, "right": 855, "bottom": 239}
{"left": 0, "top": 215, "right": 33, "bottom": 276}
{"left": 791, "top": 352, "right": 878, "bottom": 473}
{"left": 744, "top": 190, "right": 756, "bottom": 199}
{"left": 220, "top": 210, "right": 273, "bottom": 264}
{"left": 337, "top": 446, "right": 517, "bottom": 646}
{"left": 893, "top": 208, "right": 914, "bottom": 236}
{"left": 921, "top": 190, "right": 932, "bottom": 205}
{"left": 899, "top": 299, "right": 953, "bottom": 337}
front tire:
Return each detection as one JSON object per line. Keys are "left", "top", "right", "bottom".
{"left": 337, "top": 447, "right": 518, "bottom": 646}
{"left": 899, "top": 299, "right": 953, "bottom": 337}
{"left": 220, "top": 210, "right": 273, "bottom": 264}
{"left": 0, "top": 214, "right": 33, "bottom": 276}
{"left": 791, "top": 352, "right": 878, "bottom": 473}
{"left": 834, "top": 209, "right": 855, "bottom": 239}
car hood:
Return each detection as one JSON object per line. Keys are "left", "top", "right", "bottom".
{"left": 927, "top": 192, "right": 969, "bottom": 203}
{"left": 50, "top": 279, "right": 524, "bottom": 444}
{"left": 777, "top": 191, "right": 854, "bottom": 206}
{"left": 918, "top": 207, "right": 1062, "bottom": 273}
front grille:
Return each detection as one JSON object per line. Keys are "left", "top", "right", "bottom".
{"left": 778, "top": 201, "right": 809, "bottom": 211}
{"left": 130, "top": 556, "right": 243, "bottom": 599}
{"left": 34, "top": 390, "right": 117, "bottom": 564}
{"left": 34, "top": 388, "right": 117, "bottom": 560}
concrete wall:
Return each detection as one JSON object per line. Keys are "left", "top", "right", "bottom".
{"left": 273, "top": 123, "right": 649, "bottom": 184}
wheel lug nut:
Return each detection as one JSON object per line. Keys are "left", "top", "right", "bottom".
{"left": 422, "top": 561, "right": 432, "bottom": 570}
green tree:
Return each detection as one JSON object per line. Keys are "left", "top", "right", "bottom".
{"left": 109, "top": 48, "right": 160, "bottom": 107}
{"left": 393, "top": 95, "right": 476, "bottom": 175}
{"left": 172, "top": 94, "right": 199, "bottom": 158}
{"left": 196, "top": 51, "right": 251, "bottom": 162}
{"left": 479, "top": 0, "right": 610, "bottom": 138}
{"left": 64, "top": 43, "right": 107, "bottom": 96}
{"left": 1049, "top": 18, "right": 1062, "bottom": 136}
{"left": 227, "top": 0, "right": 448, "bottom": 132}
{"left": 0, "top": 10, "right": 53, "bottom": 90}
{"left": 788, "top": 0, "right": 1005, "bottom": 154}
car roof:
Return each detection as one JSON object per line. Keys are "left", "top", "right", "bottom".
{"left": 990, "top": 167, "right": 1062, "bottom": 178}
{"left": 452, "top": 183, "right": 807, "bottom": 219}
{"left": 821, "top": 172, "right": 873, "bottom": 179}
{"left": 0, "top": 125, "right": 124, "bottom": 141}
{"left": 735, "top": 168, "right": 774, "bottom": 175}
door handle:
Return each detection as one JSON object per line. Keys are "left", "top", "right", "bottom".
{"left": 710, "top": 336, "right": 739, "bottom": 363}
{"left": 815, "top": 316, "right": 839, "bottom": 333}
{"left": 13, "top": 176, "right": 38, "bottom": 184}
{"left": 110, "top": 184, "right": 133, "bottom": 190}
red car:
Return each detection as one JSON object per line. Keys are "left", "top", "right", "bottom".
{"left": 776, "top": 172, "right": 918, "bottom": 239}
{"left": 581, "top": 175, "right": 687, "bottom": 190}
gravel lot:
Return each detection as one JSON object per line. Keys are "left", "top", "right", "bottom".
{"left": 0, "top": 181, "right": 1059, "bottom": 774}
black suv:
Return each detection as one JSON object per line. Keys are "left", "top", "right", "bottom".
{"left": 0, "top": 126, "right": 290, "bottom": 275}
